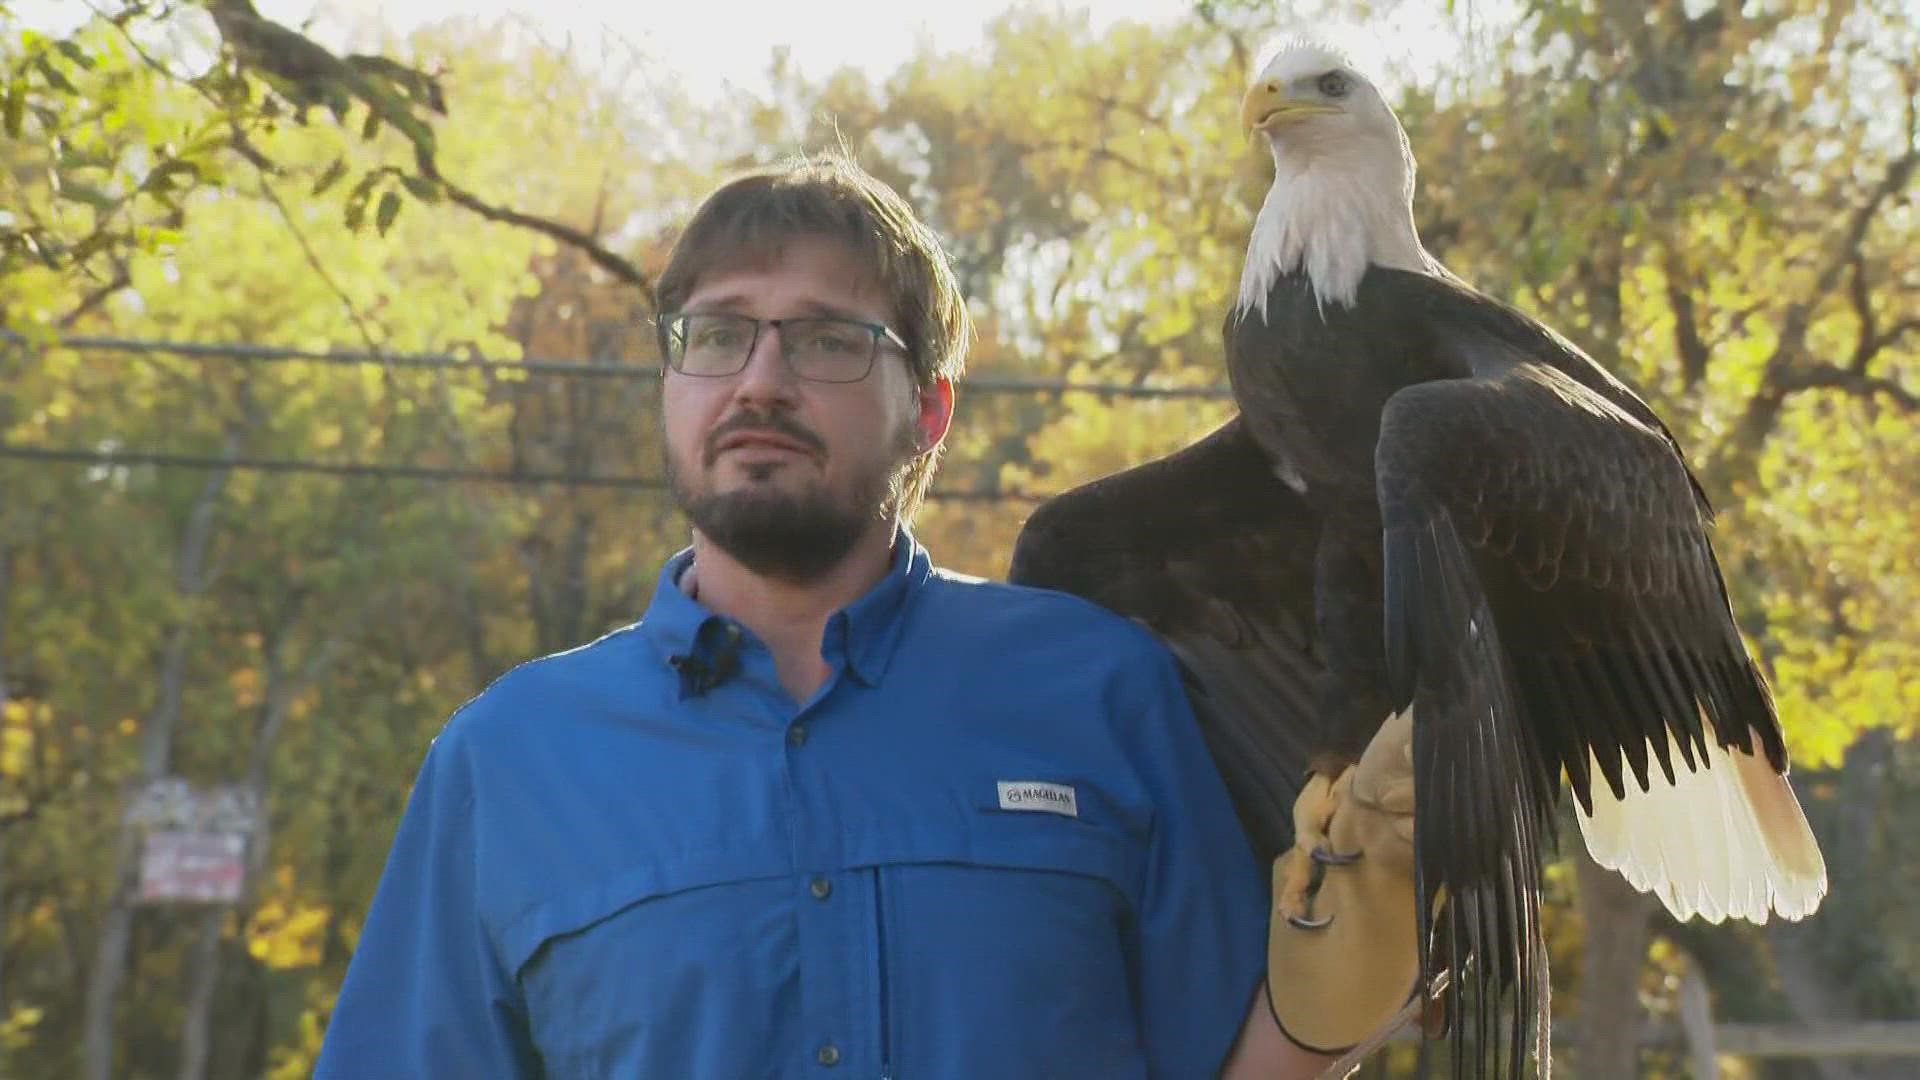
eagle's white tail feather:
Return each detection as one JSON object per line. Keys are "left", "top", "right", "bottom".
{"left": 1574, "top": 731, "right": 1827, "bottom": 924}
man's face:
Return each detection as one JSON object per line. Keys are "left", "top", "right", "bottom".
{"left": 662, "top": 234, "right": 929, "bottom": 582}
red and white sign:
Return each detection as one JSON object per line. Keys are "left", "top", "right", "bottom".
{"left": 138, "top": 830, "right": 247, "bottom": 904}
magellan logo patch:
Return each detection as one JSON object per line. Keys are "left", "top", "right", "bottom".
{"left": 996, "top": 780, "right": 1078, "bottom": 818}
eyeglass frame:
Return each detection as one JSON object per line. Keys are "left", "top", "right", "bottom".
{"left": 656, "top": 310, "right": 913, "bottom": 384}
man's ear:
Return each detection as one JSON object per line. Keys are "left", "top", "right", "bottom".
{"left": 916, "top": 377, "right": 955, "bottom": 450}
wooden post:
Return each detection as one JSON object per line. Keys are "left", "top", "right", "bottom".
{"left": 1677, "top": 961, "right": 1718, "bottom": 1079}
{"left": 1715, "top": 1022, "right": 1920, "bottom": 1058}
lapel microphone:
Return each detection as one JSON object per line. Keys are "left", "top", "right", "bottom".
{"left": 670, "top": 619, "right": 743, "bottom": 698}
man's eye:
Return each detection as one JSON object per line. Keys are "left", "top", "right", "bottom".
{"left": 1317, "top": 72, "right": 1349, "bottom": 98}
{"left": 807, "top": 331, "right": 864, "bottom": 355}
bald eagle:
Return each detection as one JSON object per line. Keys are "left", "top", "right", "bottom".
{"left": 1009, "top": 42, "right": 1827, "bottom": 1074}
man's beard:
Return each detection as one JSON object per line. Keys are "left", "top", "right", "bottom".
{"left": 667, "top": 410, "right": 919, "bottom": 584}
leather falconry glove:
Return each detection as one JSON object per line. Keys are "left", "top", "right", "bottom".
{"left": 1266, "top": 706, "right": 1422, "bottom": 1055}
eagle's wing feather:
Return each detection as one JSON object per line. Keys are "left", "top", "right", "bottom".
{"left": 1375, "top": 348, "right": 1784, "bottom": 1076}
{"left": 1386, "top": 282, "right": 1789, "bottom": 796}
{"left": 1008, "top": 416, "right": 1323, "bottom": 867}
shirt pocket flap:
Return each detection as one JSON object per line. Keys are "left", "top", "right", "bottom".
{"left": 499, "top": 848, "right": 790, "bottom": 978}
{"left": 957, "top": 780, "right": 1147, "bottom": 907}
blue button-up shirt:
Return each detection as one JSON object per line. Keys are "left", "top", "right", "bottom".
{"left": 317, "top": 534, "right": 1266, "bottom": 1078}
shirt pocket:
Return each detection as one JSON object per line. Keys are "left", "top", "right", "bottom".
{"left": 963, "top": 777, "right": 1147, "bottom": 901}
{"left": 503, "top": 850, "right": 797, "bottom": 1080}
{"left": 864, "top": 785, "right": 1152, "bottom": 1080}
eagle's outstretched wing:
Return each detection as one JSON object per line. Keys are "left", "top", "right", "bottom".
{"left": 1374, "top": 274, "right": 1821, "bottom": 1075}
{"left": 1008, "top": 416, "right": 1323, "bottom": 867}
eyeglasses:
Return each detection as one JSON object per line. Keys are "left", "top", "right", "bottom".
{"left": 658, "top": 311, "right": 910, "bottom": 384}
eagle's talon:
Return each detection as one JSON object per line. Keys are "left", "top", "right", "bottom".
{"left": 1273, "top": 845, "right": 1320, "bottom": 925}
{"left": 1278, "top": 848, "right": 1333, "bottom": 929}
{"left": 1287, "top": 910, "right": 1334, "bottom": 930}
{"left": 1273, "top": 771, "right": 1357, "bottom": 928}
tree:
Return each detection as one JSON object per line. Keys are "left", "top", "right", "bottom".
{"left": 1, "top": 0, "right": 658, "bottom": 330}
{"left": 1, "top": 12, "right": 713, "bottom": 1074}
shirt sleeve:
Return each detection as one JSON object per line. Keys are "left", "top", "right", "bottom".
{"left": 1120, "top": 642, "right": 1269, "bottom": 1077}
{"left": 315, "top": 731, "right": 539, "bottom": 1079}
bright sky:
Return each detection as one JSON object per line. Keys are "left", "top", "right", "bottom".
{"left": 18, "top": 0, "right": 1504, "bottom": 101}
{"left": 309, "top": 0, "right": 1201, "bottom": 95}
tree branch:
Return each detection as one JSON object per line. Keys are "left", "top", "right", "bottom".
{"left": 1877, "top": 316, "right": 1920, "bottom": 353}
{"left": 416, "top": 168, "right": 657, "bottom": 311}
{"left": 1718, "top": 143, "right": 1920, "bottom": 477}
{"left": 1663, "top": 247, "right": 1711, "bottom": 388}
{"left": 1196, "top": 3, "right": 1253, "bottom": 87}
{"left": 222, "top": 0, "right": 658, "bottom": 309}
{"left": 1000, "top": 134, "right": 1163, "bottom": 187}
{"left": 1775, "top": 364, "right": 1920, "bottom": 413}
{"left": 1800, "top": 147, "right": 1916, "bottom": 338}
{"left": 55, "top": 260, "right": 132, "bottom": 329}
{"left": 252, "top": 161, "right": 385, "bottom": 354}
{"left": 105, "top": 0, "right": 660, "bottom": 312}
{"left": 1845, "top": 252, "right": 1876, "bottom": 373}
{"left": 1067, "top": 88, "right": 1169, "bottom": 134}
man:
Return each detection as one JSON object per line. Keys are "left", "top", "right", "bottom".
{"left": 316, "top": 154, "right": 1380, "bottom": 1077}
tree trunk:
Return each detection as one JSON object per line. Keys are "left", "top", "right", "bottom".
{"left": 1676, "top": 956, "right": 1718, "bottom": 1080}
{"left": 1573, "top": 848, "right": 1658, "bottom": 1079}
{"left": 81, "top": 447, "right": 235, "bottom": 1080}
{"left": 174, "top": 912, "right": 223, "bottom": 1080}
{"left": 173, "top": 618, "right": 340, "bottom": 1080}
{"left": 0, "top": 542, "right": 12, "bottom": 1080}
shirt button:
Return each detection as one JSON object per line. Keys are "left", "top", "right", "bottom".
{"left": 787, "top": 725, "right": 808, "bottom": 748}
{"left": 809, "top": 876, "right": 832, "bottom": 900}
{"left": 815, "top": 1044, "right": 841, "bottom": 1067}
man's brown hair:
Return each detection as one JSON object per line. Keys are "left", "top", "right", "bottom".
{"left": 654, "top": 153, "right": 970, "bottom": 521}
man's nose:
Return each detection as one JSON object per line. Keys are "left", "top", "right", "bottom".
{"left": 731, "top": 323, "right": 798, "bottom": 401}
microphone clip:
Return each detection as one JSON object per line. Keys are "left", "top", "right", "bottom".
{"left": 669, "top": 618, "right": 744, "bottom": 698}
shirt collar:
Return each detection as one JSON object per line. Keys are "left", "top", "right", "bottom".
{"left": 833, "top": 529, "right": 933, "bottom": 685}
{"left": 640, "top": 530, "right": 933, "bottom": 689}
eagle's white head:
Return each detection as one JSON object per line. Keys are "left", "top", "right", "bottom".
{"left": 1234, "top": 42, "right": 1438, "bottom": 317}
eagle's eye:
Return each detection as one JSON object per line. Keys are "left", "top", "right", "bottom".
{"left": 1316, "top": 71, "right": 1350, "bottom": 98}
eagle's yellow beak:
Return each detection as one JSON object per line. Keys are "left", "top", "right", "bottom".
{"left": 1241, "top": 82, "right": 1341, "bottom": 134}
